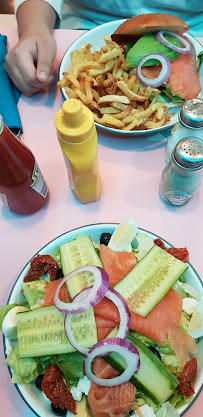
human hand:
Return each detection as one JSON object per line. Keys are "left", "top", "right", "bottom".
{"left": 5, "top": 30, "right": 57, "bottom": 96}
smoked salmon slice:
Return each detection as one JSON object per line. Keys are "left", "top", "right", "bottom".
{"left": 94, "top": 289, "right": 197, "bottom": 367}
{"left": 99, "top": 245, "right": 137, "bottom": 287}
{"left": 95, "top": 315, "right": 118, "bottom": 341}
{"left": 141, "top": 38, "right": 200, "bottom": 100}
{"left": 168, "top": 37, "right": 200, "bottom": 100}
{"left": 88, "top": 358, "right": 135, "bottom": 417}
{"left": 41, "top": 279, "right": 71, "bottom": 306}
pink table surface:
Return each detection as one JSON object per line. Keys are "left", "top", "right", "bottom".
{"left": 0, "top": 27, "right": 202, "bottom": 417}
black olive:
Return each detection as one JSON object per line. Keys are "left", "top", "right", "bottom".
{"left": 55, "top": 268, "right": 64, "bottom": 280}
{"left": 100, "top": 233, "right": 112, "bottom": 246}
{"left": 35, "top": 374, "right": 44, "bottom": 390}
{"left": 148, "top": 346, "right": 161, "bottom": 361}
{"left": 51, "top": 404, "right": 67, "bottom": 415}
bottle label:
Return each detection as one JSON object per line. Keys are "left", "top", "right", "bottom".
{"left": 0, "top": 193, "right": 9, "bottom": 208}
{"left": 31, "top": 161, "right": 48, "bottom": 198}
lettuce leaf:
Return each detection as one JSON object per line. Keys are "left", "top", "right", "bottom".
{"left": 5, "top": 348, "right": 39, "bottom": 384}
{"left": 160, "top": 353, "right": 183, "bottom": 376}
{"left": 57, "top": 351, "right": 85, "bottom": 389}
{"left": 159, "top": 87, "right": 184, "bottom": 104}
{"left": 155, "top": 401, "right": 179, "bottom": 417}
{"left": 126, "top": 34, "right": 181, "bottom": 68}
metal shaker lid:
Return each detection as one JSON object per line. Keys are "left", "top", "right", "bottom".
{"left": 173, "top": 136, "right": 203, "bottom": 170}
{"left": 179, "top": 98, "right": 203, "bottom": 128}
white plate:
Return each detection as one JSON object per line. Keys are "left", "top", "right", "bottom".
{"left": 3, "top": 223, "right": 203, "bottom": 417}
{"left": 59, "top": 21, "right": 203, "bottom": 136}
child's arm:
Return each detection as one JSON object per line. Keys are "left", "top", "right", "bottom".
{"left": 5, "top": 0, "right": 58, "bottom": 96}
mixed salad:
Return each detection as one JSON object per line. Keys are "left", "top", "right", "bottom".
{"left": 0, "top": 219, "right": 202, "bottom": 417}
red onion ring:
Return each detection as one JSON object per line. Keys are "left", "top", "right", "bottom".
{"left": 84, "top": 338, "right": 140, "bottom": 387}
{"left": 54, "top": 266, "right": 109, "bottom": 314}
{"left": 64, "top": 287, "right": 130, "bottom": 354}
{"left": 136, "top": 54, "right": 171, "bottom": 88}
{"left": 156, "top": 31, "right": 191, "bottom": 54}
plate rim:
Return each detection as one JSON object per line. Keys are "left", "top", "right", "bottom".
{"left": 3, "top": 222, "right": 203, "bottom": 417}
{"left": 58, "top": 21, "right": 203, "bottom": 137}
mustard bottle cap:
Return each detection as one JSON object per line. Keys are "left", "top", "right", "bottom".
{"left": 54, "top": 99, "right": 95, "bottom": 143}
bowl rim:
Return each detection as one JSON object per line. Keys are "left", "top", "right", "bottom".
{"left": 3, "top": 222, "right": 203, "bottom": 417}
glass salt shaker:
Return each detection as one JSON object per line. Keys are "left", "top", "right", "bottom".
{"left": 159, "top": 137, "right": 203, "bottom": 206}
{"left": 165, "top": 98, "right": 203, "bottom": 163}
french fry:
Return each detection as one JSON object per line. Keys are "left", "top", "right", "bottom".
{"left": 57, "top": 77, "right": 68, "bottom": 89}
{"left": 123, "top": 118, "right": 139, "bottom": 131}
{"left": 100, "top": 114, "right": 125, "bottom": 128}
{"left": 98, "top": 95, "right": 130, "bottom": 104}
{"left": 73, "top": 87, "right": 87, "bottom": 103}
{"left": 92, "top": 89, "right": 100, "bottom": 102}
{"left": 113, "top": 107, "right": 132, "bottom": 119}
{"left": 117, "top": 81, "right": 148, "bottom": 101}
{"left": 99, "top": 47, "right": 123, "bottom": 63}
{"left": 145, "top": 116, "right": 166, "bottom": 129}
{"left": 88, "top": 59, "right": 115, "bottom": 77}
{"left": 126, "top": 75, "right": 136, "bottom": 90}
{"left": 156, "top": 106, "right": 165, "bottom": 120}
{"left": 64, "top": 86, "right": 78, "bottom": 98}
{"left": 85, "top": 79, "right": 93, "bottom": 105}
{"left": 64, "top": 73, "right": 80, "bottom": 89}
{"left": 112, "top": 102, "right": 128, "bottom": 110}
{"left": 99, "top": 107, "right": 121, "bottom": 114}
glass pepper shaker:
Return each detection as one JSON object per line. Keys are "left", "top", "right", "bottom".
{"left": 159, "top": 137, "right": 203, "bottom": 206}
{"left": 165, "top": 98, "right": 203, "bottom": 163}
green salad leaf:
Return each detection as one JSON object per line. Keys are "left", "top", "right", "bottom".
{"left": 57, "top": 351, "right": 85, "bottom": 388}
{"left": 160, "top": 87, "right": 184, "bottom": 104}
{"left": 155, "top": 401, "right": 179, "bottom": 417}
{"left": 22, "top": 279, "right": 48, "bottom": 309}
{"left": 5, "top": 348, "right": 39, "bottom": 384}
{"left": 126, "top": 33, "right": 181, "bottom": 68}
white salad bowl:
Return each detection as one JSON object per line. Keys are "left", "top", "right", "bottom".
{"left": 59, "top": 21, "right": 203, "bottom": 137}
{"left": 3, "top": 223, "right": 203, "bottom": 417}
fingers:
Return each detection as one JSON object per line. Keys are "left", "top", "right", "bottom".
{"left": 5, "top": 56, "right": 45, "bottom": 96}
{"left": 36, "top": 37, "right": 57, "bottom": 83}
{"left": 4, "top": 34, "right": 56, "bottom": 96}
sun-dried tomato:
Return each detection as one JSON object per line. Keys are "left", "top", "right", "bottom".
{"left": 24, "top": 254, "right": 59, "bottom": 282}
{"left": 41, "top": 365, "right": 76, "bottom": 413}
{"left": 154, "top": 239, "right": 189, "bottom": 263}
{"left": 167, "top": 247, "right": 189, "bottom": 263}
{"left": 154, "top": 238, "right": 165, "bottom": 249}
{"left": 177, "top": 358, "right": 197, "bottom": 397}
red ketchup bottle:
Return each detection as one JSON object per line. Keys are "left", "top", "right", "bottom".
{"left": 0, "top": 116, "right": 49, "bottom": 215}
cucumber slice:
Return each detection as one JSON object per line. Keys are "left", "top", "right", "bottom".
{"left": 59, "top": 235, "right": 103, "bottom": 299}
{"left": 106, "top": 335, "right": 179, "bottom": 405}
{"left": 16, "top": 305, "right": 97, "bottom": 358}
{"left": 114, "top": 245, "right": 188, "bottom": 317}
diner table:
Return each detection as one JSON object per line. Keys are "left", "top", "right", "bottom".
{"left": 0, "top": 25, "right": 202, "bottom": 417}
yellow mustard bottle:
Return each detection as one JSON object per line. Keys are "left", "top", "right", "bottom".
{"left": 54, "top": 99, "right": 101, "bottom": 204}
